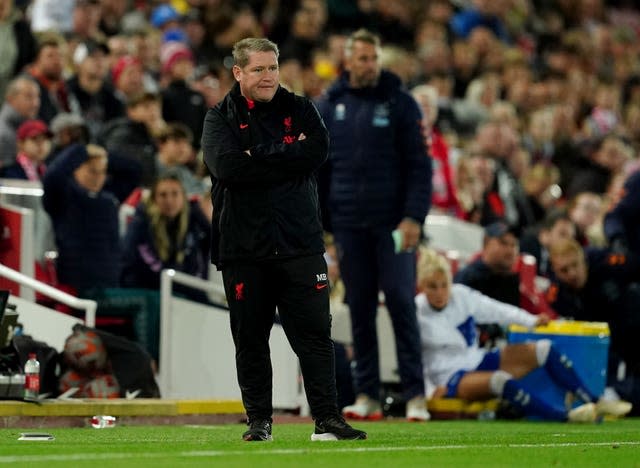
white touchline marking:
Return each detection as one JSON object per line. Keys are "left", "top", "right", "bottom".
{"left": 0, "top": 441, "right": 638, "bottom": 463}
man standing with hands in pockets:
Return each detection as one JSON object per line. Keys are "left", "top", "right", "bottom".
{"left": 201, "top": 37, "right": 366, "bottom": 442}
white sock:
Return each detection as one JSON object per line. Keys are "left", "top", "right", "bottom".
{"left": 535, "top": 339, "right": 551, "bottom": 366}
{"left": 489, "top": 370, "right": 513, "bottom": 396}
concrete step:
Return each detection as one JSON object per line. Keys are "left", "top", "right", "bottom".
{"left": 0, "top": 398, "right": 245, "bottom": 428}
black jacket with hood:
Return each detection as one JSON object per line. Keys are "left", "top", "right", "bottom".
{"left": 202, "top": 83, "right": 328, "bottom": 267}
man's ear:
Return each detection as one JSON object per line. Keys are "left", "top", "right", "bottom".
{"left": 232, "top": 65, "right": 242, "bottom": 82}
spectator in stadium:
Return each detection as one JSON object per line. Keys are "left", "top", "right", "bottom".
{"left": 150, "top": 4, "right": 182, "bottom": 35}
{"left": 99, "top": 91, "right": 163, "bottom": 187}
{"left": 202, "top": 37, "right": 366, "bottom": 442}
{"left": 0, "top": 119, "right": 51, "bottom": 180}
{"left": 278, "top": 0, "right": 328, "bottom": 69}
{"left": 48, "top": 112, "right": 140, "bottom": 203}
{"left": 159, "top": 40, "right": 207, "bottom": 150}
{"left": 120, "top": 172, "right": 210, "bottom": 290}
{"left": 67, "top": 39, "right": 125, "bottom": 140}
{"left": 182, "top": 8, "right": 208, "bottom": 65}
{"left": 24, "top": 32, "right": 71, "bottom": 123}
{"left": 106, "top": 34, "right": 129, "bottom": 65}
{"left": 565, "top": 134, "right": 631, "bottom": 199}
{"left": 473, "top": 120, "right": 536, "bottom": 234}
{"left": 521, "top": 162, "right": 562, "bottom": 223}
{"left": 0, "top": 0, "right": 37, "bottom": 101}
{"left": 317, "top": 29, "right": 432, "bottom": 422}
{"left": 0, "top": 76, "right": 40, "bottom": 169}
{"left": 99, "top": 0, "right": 128, "bottom": 37}
{"left": 567, "top": 191, "right": 604, "bottom": 246}
{"left": 110, "top": 55, "right": 146, "bottom": 106}
{"left": 416, "top": 247, "right": 630, "bottom": 422}
{"left": 190, "top": 63, "right": 232, "bottom": 108}
{"left": 411, "top": 83, "right": 463, "bottom": 218}
{"left": 519, "top": 209, "right": 576, "bottom": 278}
{"left": 522, "top": 108, "right": 556, "bottom": 165}
{"left": 455, "top": 153, "right": 495, "bottom": 223}
{"left": 547, "top": 238, "right": 640, "bottom": 411}
{"left": 604, "top": 170, "right": 640, "bottom": 255}
{"left": 454, "top": 221, "right": 522, "bottom": 307}
{"left": 155, "top": 122, "right": 204, "bottom": 197}
{"left": 449, "top": 0, "right": 510, "bottom": 43}
{"left": 71, "top": 0, "right": 103, "bottom": 41}
{"left": 47, "top": 112, "right": 90, "bottom": 160}
{"left": 42, "top": 143, "right": 123, "bottom": 293}
{"left": 455, "top": 220, "right": 556, "bottom": 339}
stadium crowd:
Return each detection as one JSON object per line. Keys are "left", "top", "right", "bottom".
{"left": 0, "top": 0, "right": 640, "bottom": 415}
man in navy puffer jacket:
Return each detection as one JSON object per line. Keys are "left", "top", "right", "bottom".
{"left": 317, "top": 29, "right": 432, "bottom": 421}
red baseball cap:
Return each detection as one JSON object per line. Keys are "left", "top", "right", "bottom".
{"left": 111, "top": 55, "right": 142, "bottom": 85}
{"left": 16, "top": 119, "right": 52, "bottom": 141}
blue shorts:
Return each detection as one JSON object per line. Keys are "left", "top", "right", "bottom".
{"left": 445, "top": 349, "right": 501, "bottom": 398}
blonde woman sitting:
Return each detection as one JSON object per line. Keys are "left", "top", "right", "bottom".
{"left": 121, "top": 172, "right": 210, "bottom": 290}
{"left": 416, "top": 248, "right": 629, "bottom": 421}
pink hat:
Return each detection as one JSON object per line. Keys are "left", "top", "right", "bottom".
{"left": 160, "top": 42, "right": 194, "bottom": 75}
{"left": 111, "top": 55, "right": 142, "bottom": 85}
{"left": 17, "top": 119, "right": 52, "bottom": 141}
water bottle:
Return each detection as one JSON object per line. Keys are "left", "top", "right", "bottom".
{"left": 91, "top": 415, "right": 117, "bottom": 429}
{"left": 24, "top": 353, "right": 40, "bottom": 400}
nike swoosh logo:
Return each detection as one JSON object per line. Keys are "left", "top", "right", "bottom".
{"left": 126, "top": 389, "right": 141, "bottom": 399}
{"left": 240, "top": 123, "right": 249, "bottom": 129}
{"left": 315, "top": 283, "right": 328, "bottom": 290}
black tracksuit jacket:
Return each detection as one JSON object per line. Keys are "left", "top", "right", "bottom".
{"left": 202, "top": 83, "right": 328, "bottom": 267}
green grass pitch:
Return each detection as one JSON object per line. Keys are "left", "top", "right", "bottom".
{"left": 1, "top": 419, "right": 639, "bottom": 467}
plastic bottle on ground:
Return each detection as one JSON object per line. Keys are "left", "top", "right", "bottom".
{"left": 24, "top": 353, "right": 40, "bottom": 400}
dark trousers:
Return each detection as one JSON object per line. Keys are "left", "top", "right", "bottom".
{"left": 334, "top": 227, "right": 425, "bottom": 401}
{"left": 221, "top": 254, "right": 338, "bottom": 421}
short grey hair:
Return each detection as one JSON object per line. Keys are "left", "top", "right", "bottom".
{"left": 5, "top": 76, "right": 38, "bottom": 100}
{"left": 232, "top": 38, "right": 279, "bottom": 68}
{"left": 344, "top": 29, "right": 380, "bottom": 58}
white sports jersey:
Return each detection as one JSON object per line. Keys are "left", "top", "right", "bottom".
{"left": 416, "top": 283, "right": 538, "bottom": 397}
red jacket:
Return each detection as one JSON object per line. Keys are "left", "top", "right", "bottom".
{"left": 428, "top": 128, "right": 464, "bottom": 218}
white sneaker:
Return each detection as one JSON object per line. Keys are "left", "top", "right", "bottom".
{"left": 568, "top": 402, "right": 597, "bottom": 423}
{"left": 342, "top": 394, "right": 383, "bottom": 420}
{"left": 406, "top": 395, "right": 430, "bottom": 422}
{"left": 596, "top": 398, "right": 632, "bottom": 418}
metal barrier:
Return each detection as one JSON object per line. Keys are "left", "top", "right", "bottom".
{"left": 0, "top": 179, "right": 55, "bottom": 262}
{"left": 0, "top": 263, "right": 96, "bottom": 327}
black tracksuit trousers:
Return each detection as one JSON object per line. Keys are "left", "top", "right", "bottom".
{"left": 221, "top": 254, "right": 338, "bottom": 422}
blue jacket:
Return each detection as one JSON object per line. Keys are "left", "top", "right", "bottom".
{"left": 42, "top": 144, "right": 121, "bottom": 290}
{"left": 316, "top": 70, "right": 432, "bottom": 230}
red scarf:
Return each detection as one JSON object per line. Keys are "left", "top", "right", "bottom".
{"left": 16, "top": 152, "right": 45, "bottom": 181}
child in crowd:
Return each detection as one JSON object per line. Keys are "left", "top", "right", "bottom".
{"left": 1, "top": 119, "right": 51, "bottom": 180}
{"left": 155, "top": 123, "right": 204, "bottom": 197}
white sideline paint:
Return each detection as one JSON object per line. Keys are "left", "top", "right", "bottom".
{"left": 1, "top": 441, "right": 639, "bottom": 463}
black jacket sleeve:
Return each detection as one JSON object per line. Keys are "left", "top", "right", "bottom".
{"left": 202, "top": 95, "right": 328, "bottom": 187}
{"left": 250, "top": 98, "right": 329, "bottom": 175}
